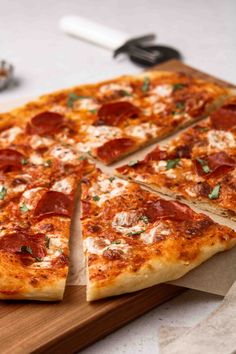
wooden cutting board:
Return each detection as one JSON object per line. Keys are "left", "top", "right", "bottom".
{"left": 0, "top": 60, "right": 233, "bottom": 354}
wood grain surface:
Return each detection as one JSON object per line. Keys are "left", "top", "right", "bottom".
{"left": 0, "top": 59, "right": 233, "bottom": 354}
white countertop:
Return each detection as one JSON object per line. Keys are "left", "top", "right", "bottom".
{"left": 0, "top": 0, "right": 235, "bottom": 352}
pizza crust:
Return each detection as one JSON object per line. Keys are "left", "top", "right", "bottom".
{"left": 86, "top": 238, "right": 236, "bottom": 301}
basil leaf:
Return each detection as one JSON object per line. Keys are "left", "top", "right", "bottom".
{"left": 21, "top": 158, "right": 28, "bottom": 165}
{"left": 166, "top": 158, "right": 180, "bottom": 170}
{"left": 127, "top": 230, "right": 145, "bottom": 236}
{"left": 67, "top": 93, "right": 92, "bottom": 108}
{"left": 196, "top": 158, "right": 211, "bottom": 174}
{"left": 120, "top": 90, "right": 132, "bottom": 97}
{"left": 44, "top": 159, "right": 52, "bottom": 167}
{"left": 93, "top": 195, "right": 100, "bottom": 201}
{"left": 139, "top": 215, "right": 149, "bottom": 224}
{"left": 208, "top": 184, "right": 221, "bottom": 200}
{"left": 89, "top": 109, "right": 97, "bottom": 114}
{"left": 20, "top": 245, "right": 33, "bottom": 255}
{"left": 45, "top": 236, "right": 50, "bottom": 249}
{"left": 173, "top": 83, "right": 186, "bottom": 91}
{"left": 20, "top": 203, "right": 30, "bottom": 213}
{"left": 141, "top": 77, "right": 150, "bottom": 92}
{"left": 109, "top": 177, "right": 115, "bottom": 183}
{"left": 0, "top": 186, "right": 7, "bottom": 200}
{"left": 112, "top": 240, "right": 121, "bottom": 244}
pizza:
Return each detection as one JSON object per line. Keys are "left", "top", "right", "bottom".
{"left": 81, "top": 169, "right": 236, "bottom": 301}
{"left": 0, "top": 69, "right": 235, "bottom": 302}
{"left": 0, "top": 113, "right": 93, "bottom": 300}
{"left": 1, "top": 71, "right": 234, "bottom": 165}
{"left": 117, "top": 98, "right": 236, "bottom": 220}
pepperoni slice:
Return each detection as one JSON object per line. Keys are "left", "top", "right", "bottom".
{"left": 94, "top": 101, "right": 141, "bottom": 126}
{"left": 96, "top": 138, "right": 135, "bottom": 164}
{"left": 34, "top": 191, "right": 73, "bottom": 220}
{"left": 210, "top": 102, "right": 236, "bottom": 130}
{"left": 144, "top": 199, "right": 195, "bottom": 223}
{"left": 0, "top": 232, "right": 46, "bottom": 260}
{"left": 145, "top": 147, "right": 168, "bottom": 162}
{"left": 0, "top": 148, "right": 25, "bottom": 172}
{"left": 51, "top": 254, "right": 69, "bottom": 268}
{"left": 195, "top": 152, "right": 235, "bottom": 178}
{"left": 26, "top": 111, "right": 65, "bottom": 136}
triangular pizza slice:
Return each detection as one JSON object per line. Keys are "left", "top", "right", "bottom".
{"left": 81, "top": 169, "right": 236, "bottom": 301}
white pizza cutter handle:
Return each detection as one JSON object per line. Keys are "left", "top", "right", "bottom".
{"left": 59, "top": 15, "right": 129, "bottom": 51}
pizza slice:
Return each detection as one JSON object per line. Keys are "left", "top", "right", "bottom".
{"left": 1, "top": 71, "right": 234, "bottom": 164}
{"left": 0, "top": 129, "right": 94, "bottom": 300}
{"left": 81, "top": 169, "right": 236, "bottom": 301}
{"left": 117, "top": 98, "right": 236, "bottom": 220}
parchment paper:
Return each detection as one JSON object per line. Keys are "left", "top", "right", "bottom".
{"left": 160, "top": 281, "right": 236, "bottom": 354}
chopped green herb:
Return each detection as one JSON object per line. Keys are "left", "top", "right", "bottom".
{"left": 44, "top": 159, "right": 52, "bottom": 167}
{"left": 166, "top": 158, "right": 180, "bottom": 170}
{"left": 35, "top": 257, "right": 43, "bottom": 262}
{"left": 127, "top": 230, "right": 145, "bottom": 236}
{"left": 175, "top": 102, "right": 185, "bottom": 110}
{"left": 0, "top": 186, "right": 7, "bottom": 200}
{"left": 128, "top": 160, "right": 138, "bottom": 167}
{"left": 45, "top": 236, "right": 50, "bottom": 248}
{"left": 196, "top": 158, "right": 211, "bottom": 174}
{"left": 20, "top": 203, "right": 30, "bottom": 213}
{"left": 208, "top": 184, "right": 221, "bottom": 200}
{"left": 109, "top": 177, "right": 115, "bottom": 183}
{"left": 67, "top": 93, "right": 91, "bottom": 108}
{"left": 120, "top": 90, "right": 132, "bottom": 97}
{"left": 21, "top": 158, "right": 28, "bottom": 165}
{"left": 89, "top": 109, "right": 97, "bottom": 114}
{"left": 173, "top": 83, "right": 186, "bottom": 91}
{"left": 93, "top": 195, "right": 100, "bottom": 201}
{"left": 141, "top": 77, "right": 150, "bottom": 92}
{"left": 20, "top": 245, "right": 33, "bottom": 255}
{"left": 79, "top": 155, "right": 86, "bottom": 160}
{"left": 112, "top": 240, "right": 121, "bottom": 244}
{"left": 139, "top": 215, "right": 149, "bottom": 224}
{"left": 67, "top": 93, "right": 79, "bottom": 108}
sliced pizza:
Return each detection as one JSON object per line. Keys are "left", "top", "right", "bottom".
{"left": 0, "top": 120, "right": 94, "bottom": 300}
{"left": 81, "top": 169, "right": 236, "bottom": 301}
{"left": 1, "top": 71, "right": 234, "bottom": 164}
{"left": 117, "top": 98, "right": 236, "bottom": 220}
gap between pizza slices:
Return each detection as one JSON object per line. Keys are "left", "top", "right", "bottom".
{"left": 0, "top": 70, "right": 235, "bottom": 301}
{"left": 81, "top": 169, "right": 236, "bottom": 301}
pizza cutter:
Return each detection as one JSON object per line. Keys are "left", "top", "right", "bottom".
{"left": 59, "top": 15, "right": 181, "bottom": 67}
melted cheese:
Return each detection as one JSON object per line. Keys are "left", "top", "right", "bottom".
{"left": 89, "top": 176, "right": 129, "bottom": 206}
{"left": 50, "top": 145, "right": 77, "bottom": 162}
{"left": 125, "top": 122, "right": 159, "bottom": 140}
{"left": 30, "top": 135, "right": 54, "bottom": 149}
{"left": 22, "top": 187, "right": 43, "bottom": 199}
{"left": 112, "top": 211, "right": 144, "bottom": 234}
{"left": 74, "top": 98, "right": 99, "bottom": 110}
{"left": 51, "top": 177, "right": 73, "bottom": 194}
{"left": 0, "top": 126, "right": 23, "bottom": 144}
{"left": 30, "top": 153, "right": 44, "bottom": 165}
{"left": 151, "top": 84, "right": 173, "bottom": 97}
{"left": 207, "top": 130, "right": 236, "bottom": 150}
{"left": 99, "top": 83, "right": 133, "bottom": 95}
{"left": 76, "top": 125, "right": 123, "bottom": 152}
{"left": 141, "top": 223, "right": 171, "bottom": 244}
{"left": 83, "top": 237, "right": 130, "bottom": 255}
